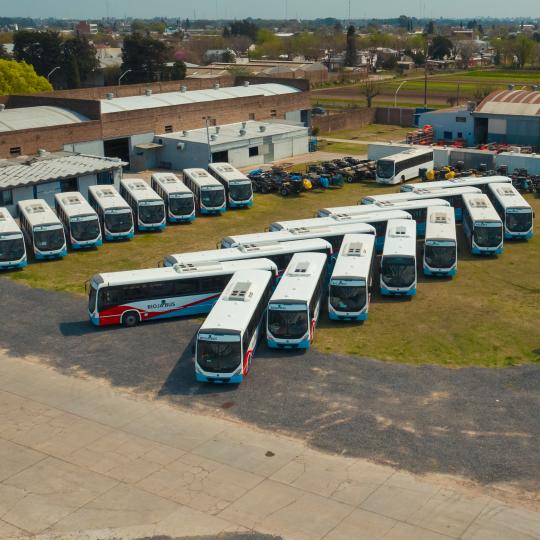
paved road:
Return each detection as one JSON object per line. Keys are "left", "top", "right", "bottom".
{"left": 1, "top": 279, "right": 539, "bottom": 497}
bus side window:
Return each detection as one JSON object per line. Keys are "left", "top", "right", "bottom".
{"left": 199, "top": 274, "right": 230, "bottom": 293}
{"left": 173, "top": 278, "right": 199, "bottom": 295}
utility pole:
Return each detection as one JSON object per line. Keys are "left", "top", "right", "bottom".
{"left": 348, "top": 0, "right": 351, "bottom": 26}
{"left": 423, "top": 35, "right": 429, "bottom": 109}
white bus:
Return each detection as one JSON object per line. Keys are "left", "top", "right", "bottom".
{"left": 164, "top": 238, "right": 333, "bottom": 276}
{"left": 328, "top": 234, "right": 376, "bottom": 321}
{"left": 88, "top": 258, "right": 278, "bottom": 328}
{"left": 208, "top": 162, "right": 254, "bottom": 209}
{"left": 88, "top": 185, "right": 134, "bottom": 241}
{"left": 267, "top": 252, "right": 327, "bottom": 350}
{"left": 376, "top": 147, "right": 434, "bottom": 185}
{"left": 194, "top": 269, "right": 273, "bottom": 384}
{"left": 183, "top": 168, "right": 226, "bottom": 215}
{"left": 400, "top": 175, "right": 512, "bottom": 194}
{"left": 119, "top": 178, "right": 166, "bottom": 232}
{"left": 423, "top": 206, "right": 458, "bottom": 277}
{"left": 151, "top": 172, "right": 196, "bottom": 223}
{"left": 220, "top": 222, "right": 375, "bottom": 252}
{"left": 17, "top": 199, "right": 67, "bottom": 260}
{"left": 54, "top": 192, "right": 102, "bottom": 250}
{"left": 380, "top": 219, "right": 417, "bottom": 296}
{"left": 362, "top": 186, "right": 481, "bottom": 222}
{"left": 269, "top": 211, "right": 411, "bottom": 252}
{"left": 487, "top": 183, "right": 534, "bottom": 240}
{"left": 462, "top": 193, "right": 504, "bottom": 256}
{"left": 0, "top": 207, "right": 27, "bottom": 269}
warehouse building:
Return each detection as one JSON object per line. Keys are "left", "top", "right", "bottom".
{"left": 0, "top": 151, "right": 125, "bottom": 216}
{"left": 419, "top": 87, "right": 540, "bottom": 149}
{"left": 152, "top": 121, "right": 309, "bottom": 171}
{"left": 0, "top": 78, "right": 311, "bottom": 167}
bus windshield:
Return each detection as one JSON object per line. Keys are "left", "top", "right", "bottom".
{"left": 88, "top": 286, "right": 97, "bottom": 313}
{"left": 229, "top": 181, "right": 253, "bottom": 201}
{"left": 0, "top": 235, "right": 25, "bottom": 262}
{"left": 201, "top": 187, "right": 225, "bottom": 208}
{"left": 169, "top": 195, "right": 194, "bottom": 216}
{"left": 474, "top": 223, "right": 503, "bottom": 247}
{"left": 105, "top": 210, "right": 133, "bottom": 233}
{"left": 70, "top": 218, "right": 100, "bottom": 241}
{"left": 377, "top": 160, "right": 394, "bottom": 179}
{"left": 381, "top": 256, "right": 415, "bottom": 288}
{"left": 268, "top": 305, "right": 308, "bottom": 340}
{"left": 197, "top": 335, "right": 241, "bottom": 373}
{"left": 139, "top": 202, "right": 165, "bottom": 224}
{"left": 329, "top": 281, "right": 367, "bottom": 312}
{"left": 33, "top": 226, "right": 64, "bottom": 251}
{"left": 506, "top": 210, "right": 532, "bottom": 232}
{"left": 424, "top": 241, "right": 456, "bottom": 269}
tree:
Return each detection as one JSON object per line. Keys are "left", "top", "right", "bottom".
{"left": 513, "top": 34, "right": 537, "bottom": 67}
{"left": 13, "top": 30, "right": 63, "bottom": 78}
{"left": 121, "top": 33, "right": 170, "bottom": 83}
{"left": 0, "top": 58, "right": 52, "bottom": 94}
{"left": 344, "top": 25, "right": 356, "bottom": 67}
{"left": 472, "top": 85, "right": 494, "bottom": 104}
{"left": 169, "top": 60, "right": 186, "bottom": 80}
{"left": 229, "top": 19, "right": 258, "bottom": 42}
{"left": 456, "top": 41, "right": 477, "bottom": 69}
{"left": 222, "top": 26, "right": 231, "bottom": 39}
{"left": 429, "top": 36, "right": 453, "bottom": 60}
{"left": 62, "top": 35, "right": 98, "bottom": 88}
{"left": 359, "top": 80, "right": 381, "bottom": 108}
{"left": 425, "top": 20, "right": 435, "bottom": 34}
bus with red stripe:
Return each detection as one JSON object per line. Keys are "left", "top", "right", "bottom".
{"left": 267, "top": 252, "right": 327, "bottom": 350}
{"left": 88, "top": 258, "right": 278, "bottom": 328}
{"left": 194, "top": 269, "right": 273, "bottom": 384}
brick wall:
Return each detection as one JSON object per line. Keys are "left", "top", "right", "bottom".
{"left": 312, "top": 108, "right": 376, "bottom": 132}
{"left": 375, "top": 107, "right": 416, "bottom": 127}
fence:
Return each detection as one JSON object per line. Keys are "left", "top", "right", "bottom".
{"left": 375, "top": 107, "right": 416, "bottom": 127}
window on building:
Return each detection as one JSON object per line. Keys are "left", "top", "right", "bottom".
{"left": 212, "top": 150, "right": 229, "bottom": 162}
{"left": 164, "top": 125, "right": 173, "bottom": 133}
{"left": 270, "top": 109, "right": 277, "bottom": 118}
{"left": 457, "top": 132, "right": 463, "bottom": 139}
{"left": 61, "top": 177, "right": 78, "bottom": 192}
{"left": 249, "top": 113, "right": 256, "bottom": 120}
{"left": 97, "top": 170, "right": 114, "bottom": 185}
{"left": 0, "top": 189, "right": 13, "bottom": 206}
{"left": 9, "top": 147, "right": 21, "bottom": 157}
{"left": 209, "top": 118, "right": 217, "bottom": 127}
{"left": 249, "top": 146, "right": 259, "bottom": 157}
{"left": 443, "top": 131, "right": 452, "bottom": 140}
{"left": 456, "top": 117, "right": 467, "bottom": 123}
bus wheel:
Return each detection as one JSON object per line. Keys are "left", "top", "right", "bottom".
{"left": 122, "top": 311, "right": 139, "bottom": 328}
{"left": 401, "top": 175, "right": 405, "bottom": 183}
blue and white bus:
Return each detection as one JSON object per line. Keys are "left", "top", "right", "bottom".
{"left": 208, "top": 163, "right": 253, "bottom": 209}
{"left": 17, "top": 199, "right": 67, "bottom": 260}
{"left": 267, "top": 252, "right": 327, "bottom": 350}
{"left": 400, "top": 175, "right": 512, "bottom": 194}
{"left": 183, "top": 168, "right": 226, "bottom": 215}
{"left": 151, "top": 172, "right": 195, "bottom": 223}
{"left": 487, "top": 183, "right": 534, "bottom": 240}
{"left": 119, "top": 178, "right": 166, "bottom": 232}
{"left": 328, "top": 234, "right": 376, "bottom": 321}
{"left": 362, "top": 186, "right": 481, "bottom": 222}
{"left": 462, "top": 193, "right": 504, "bottom": 256}
{"left": 380, "top": 219, "right": 417, "bottom": 296}
{"left": 164, "top": 238, "right": 333, "bottom": 277}
{"left": 423, "top": 206, "right": 458, "bottom": 277}
{"left": 376, "top": 147, "right": 434, "bottom": 185}
{"left": 0, "top": 207, "right": 27, "bottom": 269}
{"left": 220, "top": 222, "right": 375, "bottom": 253}
{"left": 88, "top": 258, "right": 278, "bottom": 327}
{"left": 54, "top": 192, "right": 102, "bottom": 249}
{"left": 269, "top": 211, "right": 411, "bottom": 252}
{"left": 88, "top": 185, "right": 134, "bottom": 241}
{"left": 195, "top": 269, "right": 273, "bottom": 384}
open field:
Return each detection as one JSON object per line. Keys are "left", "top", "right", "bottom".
{"left": 319, "top": 124, "right": 411, "bottom": 141}
{"left": 3, "top": 176, "right": 539, "bottom": 368}
{"left": 312, "top": 69, "right": 540, "bottom": 109}
{"left": 315, "top": 140, "right": 368, "bottom": 154}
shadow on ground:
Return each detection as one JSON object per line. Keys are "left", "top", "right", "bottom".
{"left": 1, "top": 279, "right": 539, "bottom": 494}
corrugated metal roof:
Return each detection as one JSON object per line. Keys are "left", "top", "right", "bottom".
{"left": 0, "top": 106, "right": 89, "bottom": 133}
{"left": 0, "top": 152, "right": 125, "bottom": 189}
{"left": 100, "top": 83, "right": 300, "bottom": 114}
{"left": 475, "top": 90, "right": 540, "bottom": 117}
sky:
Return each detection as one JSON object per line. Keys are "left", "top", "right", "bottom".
{"left": 3, "top": 0, "right": 539, "bottom": 20}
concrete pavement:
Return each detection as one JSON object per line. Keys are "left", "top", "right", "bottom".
{"left": 0, "top": 352, "right": 538, "bottom": 540}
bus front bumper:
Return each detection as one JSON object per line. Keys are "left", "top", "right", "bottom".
{"left": 380, "top": 286, "right": 416, "bottom": 297}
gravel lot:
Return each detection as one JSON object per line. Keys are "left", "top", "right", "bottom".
{"left": 1, "top": 278, "right": 539, "bottom": 495}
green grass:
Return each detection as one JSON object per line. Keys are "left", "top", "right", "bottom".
{"left": 320, "top": 124, "right": 411, "bottom": 142}
{"left": 4, "top": 181, "right": 539, "bottom": 368}
{"left": 317, "top": 141, "right": 368, "bottom": 154}
{"left": 461, "top": 70, "right": 540, "bottom": 81}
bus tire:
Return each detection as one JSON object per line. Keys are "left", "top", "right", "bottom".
{"left": 122, "top": 311, "right": 139, "bottom": 328}
{"left": 401, "top": 175, "right": 405, "bottom": 183}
